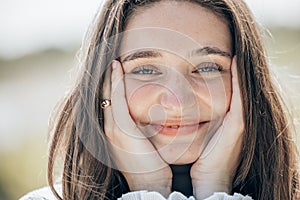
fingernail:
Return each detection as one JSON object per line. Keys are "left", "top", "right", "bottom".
{"left": 112, "top": 60, "right": 118, "bottom": 70}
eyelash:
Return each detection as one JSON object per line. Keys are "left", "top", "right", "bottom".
{"left": 192, "top": 62, "right": 223, "bottom": 73}
{"left": 130, "top": 62, "right": 223, "bottom": 75}
{"left": 131, "top": 65, "right": 161, "bottom": 75}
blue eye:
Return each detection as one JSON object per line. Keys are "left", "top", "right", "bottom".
{"left": 131, "top": 65, "right": 161, "bottom": 75}
{"left": 193, "top": 62, "right": 222, "bottom": 73}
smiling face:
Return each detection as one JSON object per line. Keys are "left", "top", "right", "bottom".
{"left": 119, "top": 1, "right": 233, "bottom": 164}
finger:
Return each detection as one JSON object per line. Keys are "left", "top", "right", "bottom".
{"left": 102, "top": 63, "right": 112, "bottom": 100}
{"left": 103, "top": 63, "right": 114, "bottom": 138}
{"left": 200, "top": 56, "right": 244, "bottom": 158}
{"left": 218, "top": 55, "right": 244, "bottom": 139}
{"left": 227, "top": 55, "right": 244, "bottom": 122}
{"left": 222, "top": 55, "right": 245, "bottom": 139}
{"left": 110, "top": 60, "right": 143, "bottom": 138}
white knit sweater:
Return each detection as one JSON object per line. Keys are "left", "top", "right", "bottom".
{"left": 19, "top": 185, "right": 253, "bottom": 200}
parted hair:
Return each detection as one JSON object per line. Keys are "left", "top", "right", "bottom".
{"left": 47, "top": 0, "right": 299, "bottom": 199}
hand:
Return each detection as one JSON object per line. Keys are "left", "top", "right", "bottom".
{"left": 103, "top": 60, "right": 172, "bottom": 197}
{"left": 190, "top": 56, "right": 245, "bottom": 199}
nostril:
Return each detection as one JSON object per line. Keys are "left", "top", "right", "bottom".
{"left": 159, "top": 88, "right": 197, "bottom": 110}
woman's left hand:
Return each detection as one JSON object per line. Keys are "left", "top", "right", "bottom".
{"left": 190, "top": 56, "right": 245, "bottom": 199}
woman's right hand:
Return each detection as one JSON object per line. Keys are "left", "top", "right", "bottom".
{"left": 103, "top": 60, "right": 172, "bottom": 197}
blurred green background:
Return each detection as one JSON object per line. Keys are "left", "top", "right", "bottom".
{"left": 0, "top": 1, "right": 300, "bottom": 199}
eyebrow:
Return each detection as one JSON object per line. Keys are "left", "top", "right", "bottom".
{"left": 190, "top": 46, "right": 232, "bottom": 58}
{"left": 121, "top": 46, "right": 231, "bottom": 63}
{"left": 121, "top": 50, "right": 162, "bottom": 62}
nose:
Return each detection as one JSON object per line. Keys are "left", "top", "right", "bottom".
{"left": 159, "top": 72, "right": 196, "bottom": 111}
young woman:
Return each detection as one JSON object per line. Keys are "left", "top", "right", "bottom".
{"left": 21, "top": 0, "right": 299, "bottom": 199}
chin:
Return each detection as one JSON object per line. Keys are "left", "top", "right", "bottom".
{"left": 166, "top": 154, "right": 199, "bottom": 165}
{"left": 157, "top": 143, "right": 201, "bottom": 165}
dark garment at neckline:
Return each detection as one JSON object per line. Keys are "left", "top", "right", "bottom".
{"left": 170, "top": 164, "right": 193, "bottom": 197}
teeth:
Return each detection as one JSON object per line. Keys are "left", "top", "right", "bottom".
{"left": 170, "top": 125, "right": 180, "bottom": 128}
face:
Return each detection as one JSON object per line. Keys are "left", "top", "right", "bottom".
{"left": 119, "top": 1, "right": 233, "bottom": 164}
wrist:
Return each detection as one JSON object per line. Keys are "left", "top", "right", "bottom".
{"left": 124, "top": 167, "right": 172, "bottom": 197}
{"left": 192, "top": 176, "right": 232, "bottom": 199}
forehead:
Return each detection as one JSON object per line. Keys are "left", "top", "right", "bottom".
{"left": 120, "top": 1, "right": 232, "bottom": 57}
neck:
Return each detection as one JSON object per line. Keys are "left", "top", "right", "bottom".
{"left": 170, "top": 163, "right": 193, "bottom": 197}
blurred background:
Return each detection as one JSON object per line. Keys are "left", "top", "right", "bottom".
{"left": 0, "top": 0, "right": 299, "bottom": 199}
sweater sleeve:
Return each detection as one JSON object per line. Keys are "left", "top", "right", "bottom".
{"left": 19, "top": 185, "right": 62, "bottom": 200}
{"left": 118, "top": 190, "right": 196, "bottom": 200}
{"left": 20, "top": 186, "right": 253, "bottom": 200}
{"left": 118, "top": 191, "right": 253, "bottom": 200}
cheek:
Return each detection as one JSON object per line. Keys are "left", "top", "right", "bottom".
{"left": 124, "top": 79, "right": 162, "bottom": 122}
{"left": 193, "top": 75, "right": 232, "bottom": 116}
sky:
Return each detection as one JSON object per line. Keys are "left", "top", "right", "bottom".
{"left": 0, "top": 0, "right": 300, "bottom": 59}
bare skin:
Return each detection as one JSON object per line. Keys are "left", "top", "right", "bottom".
{"left": 104, "top": 1, "right": 244, "bottom": 198}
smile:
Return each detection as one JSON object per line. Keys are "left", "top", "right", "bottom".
{"left": 149, "top": 121, "right": 208, "bottom": 136}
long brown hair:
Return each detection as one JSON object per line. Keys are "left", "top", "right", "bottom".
{"left": 47, "top": 0, "right": 299, "bottom": 199}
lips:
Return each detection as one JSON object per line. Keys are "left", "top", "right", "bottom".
{"left": 148, "top": 121, "right": 208, "bottom": 136}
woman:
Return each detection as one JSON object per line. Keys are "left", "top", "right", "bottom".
{"left": 21, "top": 0, "right": 299, "bottom": 199}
